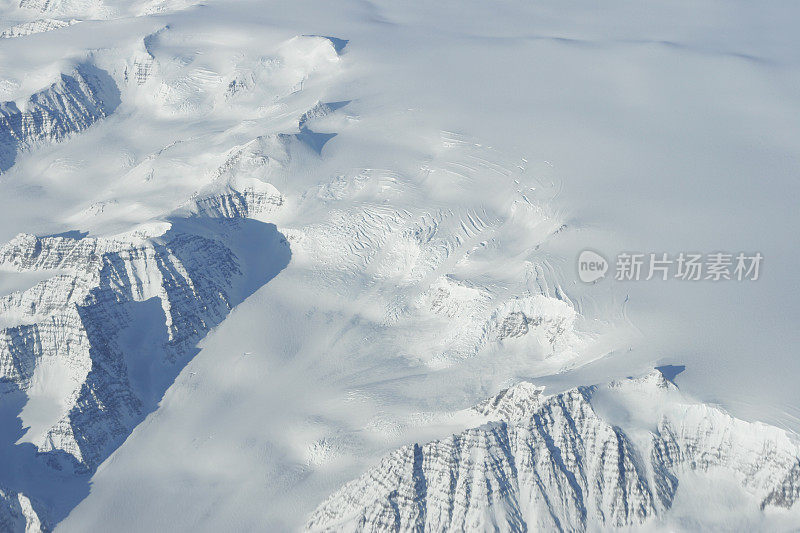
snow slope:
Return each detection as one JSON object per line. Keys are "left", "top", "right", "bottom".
{"left": 308, "top": 371, "right": 800, "bottom": 532}
{"left": 0, "top": 0, "right": 798, "bottom": 531}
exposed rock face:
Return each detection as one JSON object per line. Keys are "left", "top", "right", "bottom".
{"left": 0, "top": 488, "right": 42, "bottom": 533}
{"left": 121, "top": 27, "right": 165, "bottom": 86}
{"left": 306, "top": 372, "right": 800, "bottom": 531}
{"left": 1, "top": 19, "right": 792, "bottom": 533}
{"left": 192, "top": 182, "right": 284, "bottom": 220}
{"left": 762, "top": 461, "right": 800, "bottom": 510}
{"left": 0, "top": 226, "right": 241, "bottom": 466}
{"left": 0, "top": 63, "right": 119, "bottom": 171}
{"left": 0, "top": 33, "right": 342, "bottom": 529}
{"left": 188, "top": 136, "right": 290, "bottom": 220}
{"left": 0, "top": 183, "right": 290, "bottom": 526}
{"left": 17, "top": 0, "right": 104, "bottom": 17}
{"left": 0, "top": 19, "right": 78, "bottom": 39}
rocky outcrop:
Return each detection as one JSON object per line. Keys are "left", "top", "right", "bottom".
{"left": 0, "top": 226, "right": 242, "bottom": 466}
{"left": 0, "top": 488, "right": 42, "bottom": 533}
{"left": 17, "top": 0, "right": 105, "bottom": 18}
{"left": 0, "top": 63, "right": 119, "bottom": 171}
{"left": 0, "top": 181, "right": 290, "bottom": 526}
{"left": 307, "top": 372, "right": 800, "bottom": 531}
{"left": 0, "top": 19, "right": 78, "bottom": 39}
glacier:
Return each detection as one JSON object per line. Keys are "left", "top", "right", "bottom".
{"left": 0, "top": 63, "right": 119, "bottom": 172}
{"left": 0, "top": 185, "right": 290, "bottom": 528}
{"left": 308, "top": 371, "right": 800, "bottom": 531}
{"left": 0, "top": 0, "right": 799, "bottom": 531}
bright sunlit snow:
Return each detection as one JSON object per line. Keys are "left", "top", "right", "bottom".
{"left": 0, "top": 0, "right": 799, "bottom": 531}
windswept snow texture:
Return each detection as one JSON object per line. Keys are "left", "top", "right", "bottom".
{"left": 0, "top": 28, "right": 341, "bottom": 530}
{"left": 0, "top": 19, "right": 79, "bottom": 39}
{"left": 0, "top": 0, "right": 798, "bottom": 532}
{"left": 308, "top": 372, "right": 800, "bottom": 531}
{"left": 0, "top": 63, "right": 119, "bottom": 171}
{"left": 0, "top": 194, "right": 290, "bottom": 528}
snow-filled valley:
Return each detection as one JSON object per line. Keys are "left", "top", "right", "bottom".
{"left": 0, "top": 0, "right": 799, "bottom": 531}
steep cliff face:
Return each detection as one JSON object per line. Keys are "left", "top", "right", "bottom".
{"left": 1, "top": 189, "right": 289, "bottom": 467}
{"left": 0, "top": 6, "right": 794, "bottom": 531}
{"left": 0, "top": 31, "right": 345, "bottom": 530}
{"left": 17, "top": 0, "right": 107, "bottom": 18}
{"left": 0, "top": 180, "right": 290, "bottom": 528}
{"left": 0, "top": 63, "right": 119, "bottom": 171}
{"left": 0, "top": 19, "right": 78, "bottom": 39}
{"left": 0, "top": 487, "right": 42, "bottom": 533}
{"left": 1, "top": 228, "right": 233, "bottom": 465}
{"left": 307, "top": 372, "right": 800, "bottom": 531}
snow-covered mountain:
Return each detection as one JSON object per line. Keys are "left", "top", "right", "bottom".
{"left": 0, "top": 0, "right": 798, "bottom": 531}
{"left": 0, "top": 178, "right": 290, "bottom": 529}
{"left": 0, "top": 63, "right": 119, "bottom": 171}
{"left": 308, "top": 370, "right": 800, "bottom": 531}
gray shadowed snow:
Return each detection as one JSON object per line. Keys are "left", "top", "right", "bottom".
{"left": 0, "top": 63, "right": 120, "bottom": 172}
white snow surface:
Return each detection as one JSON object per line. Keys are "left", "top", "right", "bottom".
{"left": 0, "top": 0, "right": 798, "bottom": 531}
